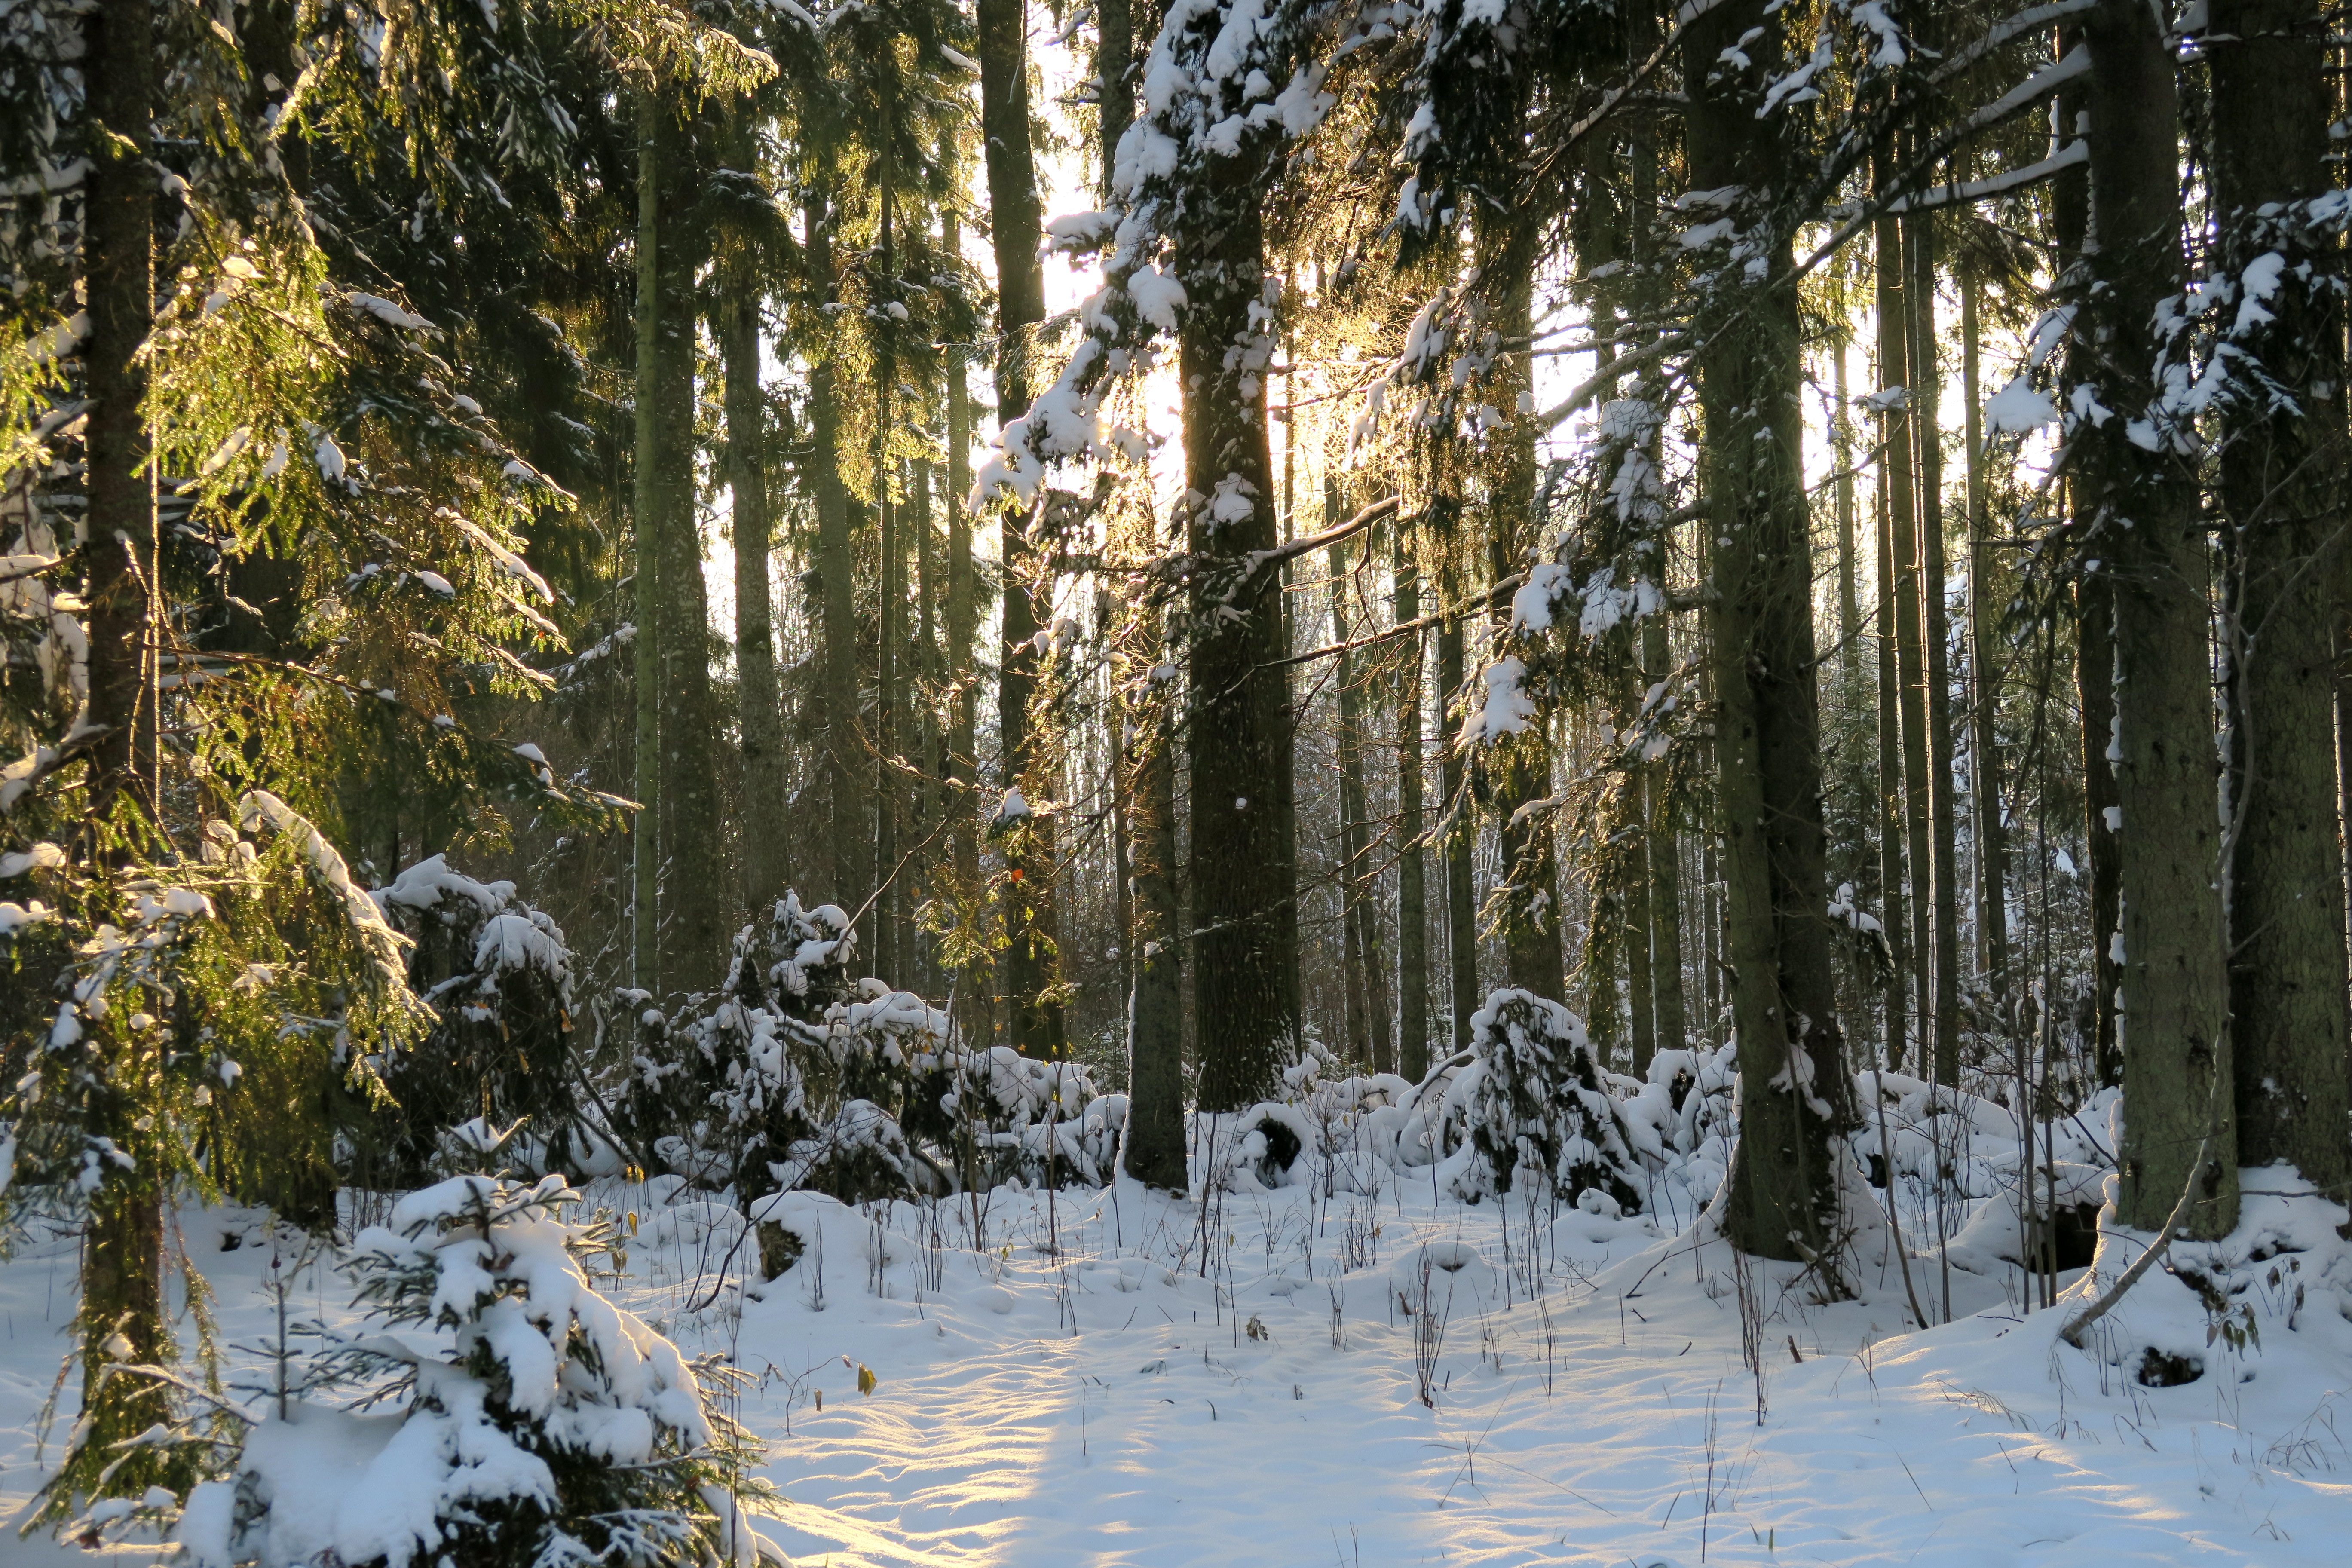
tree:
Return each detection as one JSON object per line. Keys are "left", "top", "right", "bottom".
{"left": 2077, "top": 0, "right": 2236, "bottom": 1236}
{"left": 2207, "top": 0, "right": 2349, "bottom": 1195}
{"left": 977, "top": 0, "right": 1069, "bottom": 1058}
{"left": 1684, "top": 0, "right": 1856, "bottom": 1262}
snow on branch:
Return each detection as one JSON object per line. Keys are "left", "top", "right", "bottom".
{"left": 1886, "top": 140, "right": 2086, "bottom": 214}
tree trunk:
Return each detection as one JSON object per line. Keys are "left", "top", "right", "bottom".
{"left": 2053, "top": 20, "right": 2123, "bottom": 1092}
{"left": 2211, "top": 0, "right": 2349, "bottom": 1195}
{"left": 1907, "top": 210, "right": 1963, "bottom": 1086}
{"left": 630, "top": 94, "right": 663, "bottom": 994}
{"left": 1645, "top": 612, "right": 1688, "bottom": 1056}
{"left": 2082, "top": 0, "right": 2237, "bottom": 1237}
{"left": 944, "top": 212, "right": 980, "bottom": 913}
{"left": 916, "top": 444, "right": 941, "bottom": 992}
{"left": 1123, "top": 657, "right": 1186, "bottom": 1187}
{"left": 1874, "top": 458, "right": 1908, "bottom": 1070}
{"left": 1485, "top": 252, "right": 1565, "bottom": 1002}
{"left": 979, "top": 0, "right": 1065, "bottom": 1056}
{"left": 1437, "top": 549, "right": 1479, "bottom": 1050}
{"left": 806, "top": 188, "right": 861, "bottom": 910}
{"left": 1394, "top": 528, "right": 1431, "bottom": 1082}
{"left": 723, "top": 211, "right": 786, "bottom": 916}
{"left": 1876, "top": 181, "right": 1934, "bottom": 1081}
{"left": 1960, "top": 271, "right": 2011, "bottom": 1011}
{"left": 1179, "top": 171, "right": 1293, "bottom": 1111}
{"left": 1686, "top": 0, "right": 1855, "bottom": 1262}
{"left": 652, "top": 119, "right": 723, "bottom": 997}
{"left": 78, "top": 0, "right": 169, "bottom": 1473}
{"left": 1330, "top": 517, "right": 1367, "bottom": 1064}
{"left": 1332, "top": 516, "right": 1393, "bottom": 1072}
{"left": 86, "top": 0, "right": 158, "bottom": 829}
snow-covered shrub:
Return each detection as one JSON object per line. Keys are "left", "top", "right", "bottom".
{"left": 1439, "top": 989, "right": 1643, "bottom": 1212}
{"left": 1636, "top": 1041, "right": 1739, "bottom": 1204}
{"left": 179, "top": 1174, "right": 778, "bottom": 1568}
{"left": 622, "top": 892, "right": 1128, "bottom": 1202}
{"left": 934, "top": 1047, "right": 1114, "bottom": 1188}
{"left": 368, "top": 855, "right": 585, "bottom": 1185}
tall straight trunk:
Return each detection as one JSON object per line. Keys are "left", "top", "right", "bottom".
{"left": 2211, "top": 0, "right": 2349, "bottom": 1194}
{"left": 1123, "top": 655, "right": 1186, "bottom": 1187}
{"left": 1097, "top": 0, "right": 1133, "bottom": 201}
{"left": 1643, "top": 612, "right": 1688, "bottom": 1055}
{"left": 979, "top": 0, "right": 1065, "bottom": 1054}
{"left": 1873, "top": 480, "right": 1908, "bottom": 1069}
{"left": 630, "top": 93, "right": 663, "bottom": 992}
{"left": 871, "top": 147, "right": 901, "bottom": 980}
{"left": 1686, "top": 0, "right": 1854, "bottom": 1262}
{"left": 723, "top": 214, "right": 786, "bottom": 915}
{"left": 2082, "top": 0, "right": 2237, "bottom": 1237}
{"left": 944, "top": 213, "right": 980, "bottom": 908}
{"left": 1906, "top": 211, "right": 1962, "bottom": 1084}
{"left": 1437, "top": 548, "right": 1479, "bottom": 1048}
{"left": 1330, "top": 515, "right": 1367, "bottom": 1063}
{"left": 79, "top": 0, "right": 168, "bottom": 1467}
{"left": 1355, "top": 539, "right": 1393, "bottom": 1074}
{"left": 1332, "top": 515, "right": 1392, "bottom": 1071}
{"left": 1834, "top": 341, "right": 1862, "bottom": 672}
{"left": 1485, "top": 239, "right": 1565, "bottom": 1001}
{"left": 806, "top": 188, "right": 861, "bottom": 908}
{"left": 1623, "top": 664, "right": 1659, "bottom": 1073}
{"left": 1178, "top": 179, "right": 1294, "bottom": 1111}
{"left": 1960, "top": 272, "right": 2011, "bottom": 1006}
{"left": 2052, "top": 23, "right": 2122, "bottom": 1090}
{"left": 652, "top": 118, "right": 723, "bottom": 996}
{"left": 1875, "top": 184, "right": 1935, "bottom": 1079}
{"left": 1394, "top": 529, "right": 1431, "bottom": 1081}
{"left": 86, "top": 0, "right": 158, "bottom": 827}
{"left": 916, "top": 441, "right": 940, "bottom": 991}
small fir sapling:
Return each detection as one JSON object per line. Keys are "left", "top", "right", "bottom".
{"left": 368, "top": 856, "right": 587, "bottom": 1184}
{"left": 177, "top": 1173, "right": 780, "bottom": 1568}
{"left": 1445, "top": 989, "right": 1645, "bottom": 1213}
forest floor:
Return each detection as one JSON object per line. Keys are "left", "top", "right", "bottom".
{"left": 1, "top": 1170, "right": 2347, "bottom": 1565}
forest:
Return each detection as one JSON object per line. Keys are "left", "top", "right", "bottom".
{"left": 2, "top": 0, "right": 2351, "bottom": 1562}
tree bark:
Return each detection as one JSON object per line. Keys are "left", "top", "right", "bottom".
{"left": 1394, "top": 528, "right": 1431, "bottom": 1082}
{"left": 630, "top": 92, "right": 664, "bottom": 994}
{"left": 1644, "top": 612, "right": 1688, "bottom": 1057}
{"left": 1876, "top": 178, "right": 1933, "bottom": 1079}
{"left": 2082, "top": 0, "right": 2238, "bottom": 1237}
{"left": 1123, "top": 652, "right": 1186, "bottom": 1186}
{"left": 1486, "top": 249, "right": 1564, "bottom": 1002}
{"left": 85, "top": 0, "right": 158, "bottom": 829}
{"left": 1437, "top": 547, "right": 1479, "bottom": 1051}
{"left": 1331, "top": 513, "right": 1393, "bottom": 1072}
{"left": 79, "top": 0, "right": 169, "bottom": 1464}
{"left": 979, "top": 0, "right": 1066, "bottom": 1055}
{"left": 944, "top": 214, "right": 980, "bottom": 913}
{"left": 1686, "top": 0, "right": 1855, "bottom": 1262}
{"left": 2211, "top": 0, "right": 2349, "bottom": 1194}
{"left": 805, "top": 187, "right": 861, "bottom": 911}
{"left": 1961, "top": 271, "right": 2011, "bottom": 1011}
{"left": 723, "top": 194, "right": 787, "bottom": 916}
{"left": 1179, "top": 173, "right": 1294, "bottom": 1111}
{"left": 1907, "top": 211, "right": 1963, "bottom": 1086}
{"left": 652, "top": 115, "right": 723, "bottom": 997}
{"left": 2053, "top": 20, "right": 2123, "bottom": 1092}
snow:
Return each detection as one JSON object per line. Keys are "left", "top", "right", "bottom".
{"left": 14, "top": 1149, "right": 2350, "bottom": 1567}
{"left": 1985, "top": 374, "right": 2060, "bottom": 433}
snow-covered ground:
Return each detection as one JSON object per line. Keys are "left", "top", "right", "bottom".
{"left": 3, "top": 1168, "right": 2348, "bottom": 1565}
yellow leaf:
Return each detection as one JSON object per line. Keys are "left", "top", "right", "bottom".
{"left": 857, "top": 1364, "right": 877, "bottom": 1397}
